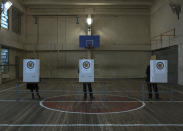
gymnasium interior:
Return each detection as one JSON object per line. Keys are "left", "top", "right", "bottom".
{"left": 0, "top": 0, "right": 183, "bottom": 130}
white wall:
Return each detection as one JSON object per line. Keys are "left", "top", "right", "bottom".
{"left": 151, "top": 0, "right": 183, "bottom": 85}
{"left": 25, "top": 13, "right": 151, "bottom": 78}
{"left": 25, "top": 15, "right": 150, "bottom": 51}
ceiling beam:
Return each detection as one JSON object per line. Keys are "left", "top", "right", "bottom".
{"left": 21, "top": 0, "right": 153, "bottom": 6}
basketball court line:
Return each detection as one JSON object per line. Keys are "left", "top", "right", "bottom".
{"left": 174, "top": 89, "right": 183, "bottom": 95}
{"left": 1, "top": 100, "right": 183, "bottom": 103}
{"left": 0, "top": 83, "right": 25, "bottom": 93}
{"left": 0, "top": 124, "right": 183, "bottom": 127}
{"left": 0, "top": 87, "right": 16, "bottom": 93}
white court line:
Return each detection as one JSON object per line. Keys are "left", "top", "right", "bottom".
{"left": 40, "top": 95, "right": 146, "bottom": 114}
{"left": 0, "top": 124, "right": 183, "bottom": 127}
{"left": 174, "top": 89, "right": 183, "bottom": 95}
{"left": 0, "top": 87, "right": 16, "bottom": 93}
{"left": 0, "top": 83, "right": 24, "bottom": 93}
{"left": 1, "top": 100, "right": 183, "bottom": 103}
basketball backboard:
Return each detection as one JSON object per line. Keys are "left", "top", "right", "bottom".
{"left": 79, "top": 35, "right": 100, "bottom": 48}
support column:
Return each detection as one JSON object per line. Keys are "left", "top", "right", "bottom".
{"left": 0, "top": 45, "right": 2, "bottom": 84}
{"left": 178, "top": 43, "right": 183, "bottom": 85}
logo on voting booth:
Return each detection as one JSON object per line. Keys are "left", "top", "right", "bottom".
{"left": 27, "top": 61, "right": 34, "bottom": 69}
{"left": 83, "top": 61, "right": 90, "bottom": 69}
{"left": 150, "top": 60, "right": 168, "bottom": 83}
{"left": 156, "top": 62, "right": 164, "bottom": 70}
{"left": 79, "top": 59, "right": 94, "bottom": 83}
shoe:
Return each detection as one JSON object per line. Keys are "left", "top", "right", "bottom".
{"left": 148, "top": 97, "right": 152, "bottom": 100}
{"left": 32, "top": 94, "right": 35, "bottom": 100}
{"left": 90, "top": 96, "right": 94, "bottom": 101}
{"left": 38, "top": 96, "right": 41, "bottom": 100}
{"left": 156, "top": 97, "right": 160, "bottom": 100}
{"left": 83, "top": 97, "right": 87, "bottom": 101}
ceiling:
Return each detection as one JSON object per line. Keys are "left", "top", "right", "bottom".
{"left": 17, "top": 0, "right": 155, "bottom": 15}
{"left": 19, "top": 0, "right": 154, "bottom": 7}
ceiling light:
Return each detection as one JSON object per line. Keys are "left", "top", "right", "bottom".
{"left": 87, "top": 17, "right": 93, "bottom": 25}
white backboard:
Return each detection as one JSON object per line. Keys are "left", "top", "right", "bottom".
{"left": 150, "top": 60, "right": 168, "bottom": 83}
{"left": 23, "top": 59, "right": 40, "bottom": 83}
{"left": 79, "top": 59, "right": 94, "bottom": 82}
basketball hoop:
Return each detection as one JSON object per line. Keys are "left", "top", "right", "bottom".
{"left": 86, "top": 44, "right": 94, "bottom": 49}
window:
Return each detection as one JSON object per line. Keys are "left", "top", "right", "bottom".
{"left": 1, "top": 48, "right": 9, "bottom": 73}
{"left": 1, "top": 3, "right": 9, "bottom": 29}
{"left": 12, "top": 7, "right": 21, "bottom": 34}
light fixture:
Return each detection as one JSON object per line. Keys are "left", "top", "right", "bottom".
{"left": 4, "top": 1, "right": 12, "bottom": 11}
{"left": 76, "top": 16, "right": 79, "bottom": 24}
{"left": 169, "top": 1, "right": 181, "bottom": 20}
{"left": 86, "top": 16, "right": 93, "bottom": 25}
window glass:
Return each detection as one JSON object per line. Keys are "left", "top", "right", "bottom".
{"left": 1, "top": 3, "right": 9, "bottom": 29}
{"left": 1, "top": 48, "right": 9, "bottom": 73}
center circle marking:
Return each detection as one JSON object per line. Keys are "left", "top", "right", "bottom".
{"left": 40, "top": 95, "right": 145, "bottom": 114}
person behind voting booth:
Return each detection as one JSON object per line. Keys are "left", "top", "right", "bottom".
{"left": 145, "top": 65, "right": 159, "bottom": 100}
{"left": 78, "top": 60, "right": 94, "bottom": 100}
{"left": 24, "top": 59, "right": 41, "bottom": 100}
{"left": 27, "top": 83, "right": 41, "bottom": 100}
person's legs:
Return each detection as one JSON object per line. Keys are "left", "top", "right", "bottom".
{"left": 83, "top": 83, "right": 87, "bottom": 100}
{"left": 88, "top": 83, "right": 93, "bottom": 100}
{"left": 147, "top": 83, "right": 152, "bottom": 99}
{"left": 35, "top": 84, "right": 41, "bottom": 99}
{"left": 30, "top": 88, "right": 34, "bottom": 99}
{"left": 153, "top": 83, "right": 159, "bottom": 99}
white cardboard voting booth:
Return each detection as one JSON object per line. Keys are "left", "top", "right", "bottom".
{"left": 150, "top": 60, "right": 168, "bottom": 83}
{"left": 79, "top": 59, "right": 94, "bottom": 82}
{"left": 23, "top": 59, "right": 40, "bottom": 83}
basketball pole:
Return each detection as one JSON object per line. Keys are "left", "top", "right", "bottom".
{"left": 87, "top": 14, "right": 92, "bottom": 59}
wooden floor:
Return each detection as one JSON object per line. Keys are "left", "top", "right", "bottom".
{"left": 0, "top": 79, "right": 183, "bottom": 131}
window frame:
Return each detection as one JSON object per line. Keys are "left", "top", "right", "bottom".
{"left": 1, "top": 48, "right": 9, "bottom": 73}
{"left": 12, "top": 6, "right": 22, "bottom": 34}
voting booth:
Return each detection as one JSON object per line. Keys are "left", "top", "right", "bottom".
{"left": 23, "top": 59, "right": 40, "bottom": 83}
{"left": 150, "top": 60, "right": 168, "bottom": 83}
{"left": 79, "top": 59, "right": 94, "bottom": 82}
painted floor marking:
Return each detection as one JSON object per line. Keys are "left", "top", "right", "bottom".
{"left": 1, "top": 99, "right": 183, "bottom": 103}
{"left": 0, "top": 124, "right": 183, "bottom": 127}
{"left": 0, "top": 83, "right": 25, "bottom": 93}
{"left": 39, "top": 95, "right": 146, "bottom": 114}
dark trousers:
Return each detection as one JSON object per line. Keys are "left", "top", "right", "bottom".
{"left": 147, "top": 83, "right": 159, "bottom": 99}
{"left": 30, "top": 87, "right": 41, "bottom": 99}
{"left": 27, "top": 83, "right": 41, "bottom": 99}
{"left": 83, "top": 83, "right": 93, "bottom": 99}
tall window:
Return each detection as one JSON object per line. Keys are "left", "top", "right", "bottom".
{"left": 12, "top": 7, "right": 21, "bottom": 34}
{"left": 1, "top": 48, "right": 9, "bottom": 73}
{"left": 1, "top": 3, "right": 9, "bottom": 29}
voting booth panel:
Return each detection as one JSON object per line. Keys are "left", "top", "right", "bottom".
{"left": 150, "top": 60, "right": 168, "bottom": 83}
{"left": 23, "top": 59, "right": 40, "bottom": 83}
{"left": 79, "top": 59, "right": 94, "bottom": 82}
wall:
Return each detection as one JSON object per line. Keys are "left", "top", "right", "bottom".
{"left": 25, "top": 12, "right": 151, "bottom": 78}
{"left": 151, "top": 0, "right": 183, "bottom": 85}
{"left": 153, "top": 46, "right": 178, "bottom": 84}
{"left": 25, "top": 50, "right": 150, "bottom": 78}
{"left": 179, "top": 43, "right": 183, "bottom": 84}
{"left": 0, "top": 0, "right": 25, "bottom": 49}
{"left": 0, "top": 0, "right": 26, "bottom": 84}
